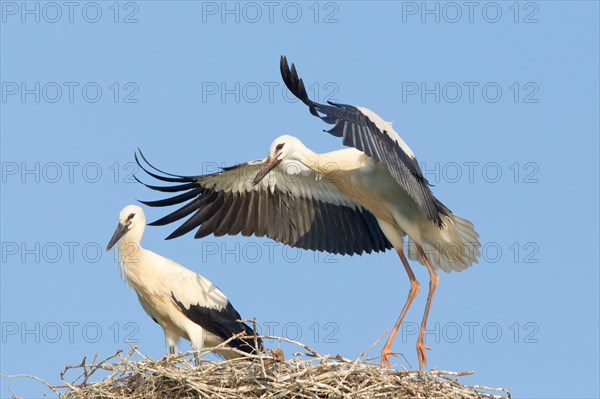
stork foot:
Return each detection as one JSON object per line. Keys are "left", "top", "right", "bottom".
{"left": 416, "top": 340, "right": 431, "bottom": 370}
{"left": 380, "top": 346, "right": 399, "bottom": 368}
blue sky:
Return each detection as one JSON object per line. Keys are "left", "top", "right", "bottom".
{"left": 1, "top": 1, "right": 599, "bottom": 398}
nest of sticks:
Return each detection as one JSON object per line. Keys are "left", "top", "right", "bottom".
{"left": 8, "top": 334, "right": 511, "bottom": 399}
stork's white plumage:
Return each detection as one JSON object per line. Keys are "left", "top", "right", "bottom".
{"left": 106, "top": 205, "right": 262, "bottom": 359}
{"left": 136, "top": 56, "right": 481, "bottom": 369}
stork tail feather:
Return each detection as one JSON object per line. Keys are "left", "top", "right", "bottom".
{"left": 408, "top": 214, "right": 481, "bottom": 272}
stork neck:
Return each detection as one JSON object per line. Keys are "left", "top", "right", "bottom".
{"left": 294, "top": 147, "right": 332, "bottom": 176}
{"left": 117, "top": 228, "right": 144, "bottom": 263}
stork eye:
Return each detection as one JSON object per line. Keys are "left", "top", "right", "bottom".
{"left": 127, "top": 213, "right": 135, "bottom": 220}
{"left": 275, "top": 143, "right": 285, "bottom": 151}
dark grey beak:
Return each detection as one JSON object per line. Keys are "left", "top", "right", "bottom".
{"left": 106, "top": 223, "right": 129, "bottom": 251}
{"left": 252, "top": 156, "right": 282, "bottom": 186}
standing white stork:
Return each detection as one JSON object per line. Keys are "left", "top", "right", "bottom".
{"left": 135, "top": 56, "right": 480, "bottom": 369}
{"left": 106, "top": 204, "right": 263, "bottom": 359}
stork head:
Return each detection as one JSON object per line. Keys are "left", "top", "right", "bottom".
{"left": 106, "top": 205, "right": 146, "bottom": 251}
{"left": 252, "top": 135, "right": 305, "bottom": 185}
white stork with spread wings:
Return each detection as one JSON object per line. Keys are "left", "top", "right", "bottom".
{"left": 136, "top": 56, "right": 480, "bottom": 369}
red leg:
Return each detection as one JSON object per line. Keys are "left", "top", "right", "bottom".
{"left": 415, "top": 244, "right": 439, "bottom": 370}
{"left": 381, "top": 247, "right": 420, "bottom": 367}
